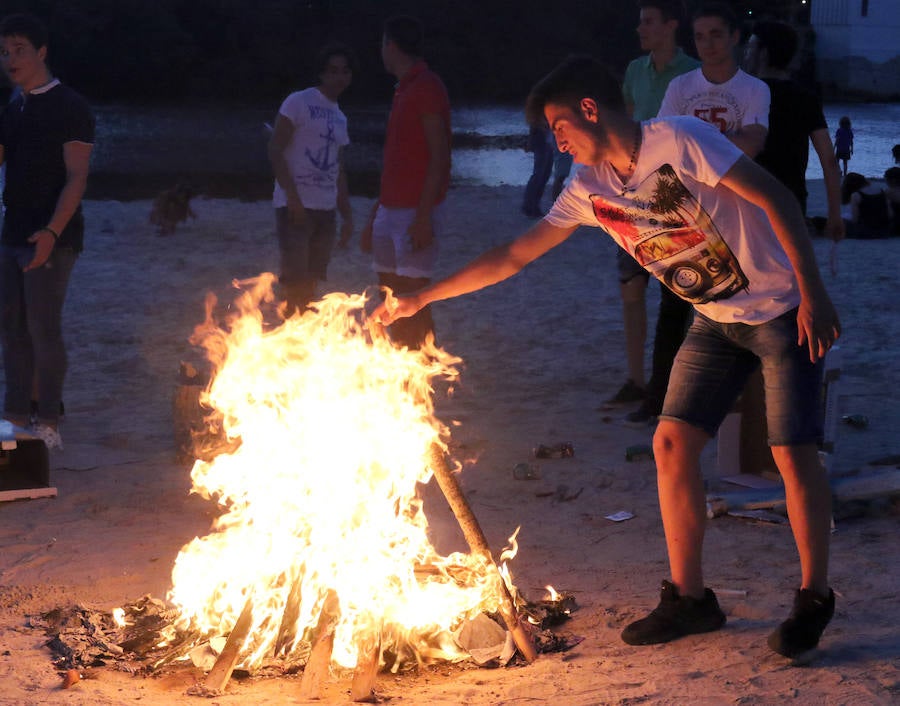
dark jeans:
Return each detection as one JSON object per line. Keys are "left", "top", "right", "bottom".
{"left": 522, "top": 129, "right": 554, "bottom": 214}
{"left": 645, "top": 285, "right": 694, "bottom": 411}
{"left": 0, "top": 244, "right": 77, "bottom": 424}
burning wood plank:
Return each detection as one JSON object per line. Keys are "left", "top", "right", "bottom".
{"left": 349, "top": 629, "right": 382, "bottom": 702}
{"left": 274, "top": 568, "right": 304, "bottom": 657}
{"left": 427, "top": 444, "right": 538, "bottom": 663}
{"left": 201, "top": 595, "right": 254, "bottom": 694}
{"left": 298, "top": 590, "right": 340, "bottom": 699}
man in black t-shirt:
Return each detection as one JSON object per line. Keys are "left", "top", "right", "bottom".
{"left": 744, "top": 20, "right": 843, "bottom": 241}
{"left": 0, "top": 13, "right": 94, "bottom": 450}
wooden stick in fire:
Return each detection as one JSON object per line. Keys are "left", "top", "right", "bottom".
{"left": 349, "top": 627, "right": 382, "bottom": 702}
{"left": 299, "top": 589, "right": 340, "bottom": 699}
{"left": 274, "top": 565, "right": 304, "bottom": 656}
{"left": 203, "top": 594, "right": 255, "bottom": 693}
{"left": 427, "top": 444, "right": 538, "bottom": 663}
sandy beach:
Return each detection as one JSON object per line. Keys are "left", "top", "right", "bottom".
{"left": 0, "top": 179, "right": 898, "bottom": 705}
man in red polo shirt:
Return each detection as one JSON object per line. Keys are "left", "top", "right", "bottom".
{"left": 360, "top": 14, "right": 451, "bottom": 349}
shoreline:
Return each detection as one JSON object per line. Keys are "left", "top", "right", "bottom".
{"left": 87, "top": 171, "right": 843, "bottom": 212}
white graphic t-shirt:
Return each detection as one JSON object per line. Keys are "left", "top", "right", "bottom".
{"left": 658, "top": 67, "right": 769, "bottom": 136}
{"left": 273, "top": 87, "right": 349, "bottom": 210}
{"left": 545, "top": 117, "right": 800, "bottom": 325}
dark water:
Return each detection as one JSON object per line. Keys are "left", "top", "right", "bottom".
{"left": 87, "top": 102, "right": 899, "bottom": 200}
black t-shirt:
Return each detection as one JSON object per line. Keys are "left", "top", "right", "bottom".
{"left": 755, "top": 78, "right": 827, "bottom": 208}
{"left": 0, "top": 81, "right": 95, "bottom": 252}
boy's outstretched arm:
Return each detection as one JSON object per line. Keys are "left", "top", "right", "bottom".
{"left": 719, "top": 155, "right": 840, "bottom": 363}
{"left": 371, "top": 219, "right": 577, "bottom": 325}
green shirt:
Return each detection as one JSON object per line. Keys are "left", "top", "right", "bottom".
{"left": 622, "top": 49, "right": 700, "bottom": 120}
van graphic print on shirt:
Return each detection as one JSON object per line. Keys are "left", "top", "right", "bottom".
{"left": 591, "top": 164, "right": 748, "bottom": 304}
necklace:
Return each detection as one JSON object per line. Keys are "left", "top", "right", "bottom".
{"left": 618, "top": 123, "right": 642, "bottom": 196}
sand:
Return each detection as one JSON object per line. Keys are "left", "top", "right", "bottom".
{"left": 0, "top": 180, "right": 898, "bottom": 705}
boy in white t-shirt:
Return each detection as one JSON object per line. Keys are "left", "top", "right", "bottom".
{"left": 268, "top": 42, "right": 355, "bottom": 315}
{"left": 372, "top": 55, "right": 840, "bottom": 659}
{"left": 659, "top": 2, "right": 770, "bottom": 158}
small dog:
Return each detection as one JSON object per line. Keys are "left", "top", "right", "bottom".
{"left": 149, "top": 183, "right": 197, "bottom": 235}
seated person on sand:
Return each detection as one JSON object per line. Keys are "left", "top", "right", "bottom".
{"left": 884, "top": 167, "right": 900, "bottom": 236}
{"left": 840, "top": 172, "right": 891, "bottom": 239}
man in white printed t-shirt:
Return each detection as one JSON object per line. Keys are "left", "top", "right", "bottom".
{"left": 268, "top": 42, "right": 356, "bottom": 316}
{"left": 372, "top": 55, "right": 840, "bottom": 660}
{"left": 658, "top": 2, "right": 770, "bottom": 158}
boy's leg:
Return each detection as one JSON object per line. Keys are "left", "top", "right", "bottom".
{"left": 372, "top": 206, "right": 440, "bottom": 350}
{"left": 748, "top": 309, "right": 834, "bottom": 656}
{"left": 0, "top": 246, "right": 32, "bottom": 424}
{"left": 767, "top": 440, "right": 835, "bottom": 658}
{"left": 610, "top": 249, "right": 649, "bottom": 400}
{"left": 24, "top": 247, "right": 77, "bottom": 428}
{"left": 770, "top": 443, "right": 831, "bottom": 595}
{"left": 622, "top": 418, "right": 727, "bottom": 647}
{"left": 275, "top": 207, "right": 313, "bottom": 316}
{"left": 621, "top": 315, "right": 754, "bottom": 646}
{"left": 653, "top": 419, "right": 710, "bottom": 599}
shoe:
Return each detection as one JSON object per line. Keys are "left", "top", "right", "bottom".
{"left": 624, "top": 399, "right": 660, "bottom": 427}
{"left": 606, "top": 379, "right": 646, "bottom": 405}
{"left": 622, "top": 580, "right": 726, "bottom": 645}
{"left": 26, "top": 423, "right": 64, "bottom": 450}
{"left": 767, "top": 588, "right": 835, "bottom": 658}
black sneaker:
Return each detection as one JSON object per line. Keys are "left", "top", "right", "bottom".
{"left": 622, "top": 580, "right": 726, "bottom": 645}
{"left": 624, "top": 399, "right": 660, "bottom": 427}
{"left": 606, "top": 379, "right": 646, "bottom": 405}
{"left": 767, "top": 588, "right": 835, "bottom": 658}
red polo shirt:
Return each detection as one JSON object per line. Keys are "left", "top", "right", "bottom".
{"left": 379, "top": 61, "right": 451, "bottom": 208}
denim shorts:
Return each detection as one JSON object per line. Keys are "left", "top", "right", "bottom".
{"left": 660, "top": 307, "right": 824, "bottom": 446}
{"left": 275, "top": 207, "right": 336, "bottom": 283}
{"left": 371, "top": 203, "right": 445, "bottom": 279}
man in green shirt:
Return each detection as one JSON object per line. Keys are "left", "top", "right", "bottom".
{"left": 608, "top": 0, "right": 699, "bottom": 426}
{"left": 623, "top": 1, "right": 700, "bottom": 120}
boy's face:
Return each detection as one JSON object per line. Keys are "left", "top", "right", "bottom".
{"left": 544, "top": 101, "right": 602, "bottom": 166}
{"left": 637, "top": 8, "right": 675, "bottom": 52}
{"left": 319, "top": 54, "right": 352, "bottom": 100}
{"left": 693, "top": 15, "right": 738, "bottom": 69}
{"left": 0, "top": 34, "right": 47, "bottom": 90}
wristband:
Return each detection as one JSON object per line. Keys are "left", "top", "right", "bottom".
{"left": 41, "top": 227, "right": 60, "bottom": 241}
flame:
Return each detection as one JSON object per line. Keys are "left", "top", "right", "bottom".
{"left": 166, "top": 275, "right": 517, "bottom": 671}
{"left": 112, "top": 607, "right": 128, "bottom": 628}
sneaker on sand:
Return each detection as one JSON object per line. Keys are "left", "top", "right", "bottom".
{"left": 622, "top": 580, "right": 726, "bottom": 645}
{"left": 767, "top": 588, "right": 835, "bottom": 658}
{"left": 606, "top": 379, "right": 646, "bottom": 406}
{"left": 624, "top": 399, "right": 661, "bottom": 427}
{"left": 27, "top": 423, "right": 63, "bottom": 450}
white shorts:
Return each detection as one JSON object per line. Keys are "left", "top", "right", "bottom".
{"left": 371, "top": 203, "right": 445, "bottom": 279}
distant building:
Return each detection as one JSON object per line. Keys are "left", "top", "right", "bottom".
{"left": 811, "top": 0, "right": 900, "bottom": 98}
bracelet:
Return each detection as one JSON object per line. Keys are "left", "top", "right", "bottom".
{"left": 41, "top": 227, "right": 60, "bottom": 241}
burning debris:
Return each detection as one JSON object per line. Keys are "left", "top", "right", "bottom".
{"left": 25, "top": 277, "right": 585, "bottom": 698}
{"left": 29, "top": 587, "right": 581, "bottom": 691}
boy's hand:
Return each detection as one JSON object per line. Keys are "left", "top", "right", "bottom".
{"left": 371, "top": 290, "right": 422, "bottom": 327}
{"left": 797, "top": 293, "right": 841, "bottom": 363}
{"left": 24, "top": 229, "right": 56, "bottom": 271}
